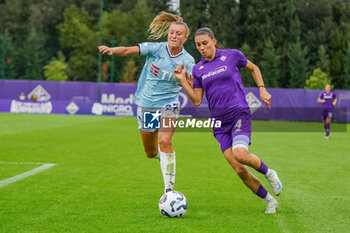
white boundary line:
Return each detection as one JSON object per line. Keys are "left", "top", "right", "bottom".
{"left": 0, "top": 161, "right": 43, "bottom": 165}
{"left": 0, "top": 161, "right": 56, "bottom": 188}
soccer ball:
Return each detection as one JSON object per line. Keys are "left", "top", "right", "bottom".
{"left": 159, "top": 191, "right": 188, "bottom": 217}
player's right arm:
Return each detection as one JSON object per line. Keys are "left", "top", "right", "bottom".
{"left": 317, "top": 98, "right": 325, "bottom": 103}
{"left": 317, "top": 93, "right": 325, "bottom": 103}
{"left": 174, "top": 64, "right": 203, "bottom": 106}
{"left": 98, "top": 45, "right": 139, "bottom": 56}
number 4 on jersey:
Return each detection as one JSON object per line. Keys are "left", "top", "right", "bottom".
{"left": 234, "top": 119, "right": 242, "bottom": 132}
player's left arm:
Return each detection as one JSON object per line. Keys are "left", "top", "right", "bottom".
{"left": 245, "top": 60, "right": 271, "bottom": 109}
{"left": 333, "top": 97, "right": 337, "bottom": 106}
{"left": 98, "top": 45, "right": 139, "bottom": 56}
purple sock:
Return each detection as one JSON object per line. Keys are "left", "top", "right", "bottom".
{"left": 254, "top": 184, "right": 268, "bottom": 199}
{"left": 256, "top": 160, "right": 268, "bottom": 175}
{"left": 325, "top": 124, "right": 330, "bottom": 136}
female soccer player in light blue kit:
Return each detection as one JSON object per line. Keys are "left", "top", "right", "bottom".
{"left": 174, "top": 28, "right": 282, "bottom": 214}
{"left": 99, "top": 12, "right": 195, "bottom": 193}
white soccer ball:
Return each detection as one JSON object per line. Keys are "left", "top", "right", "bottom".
{"left": 159, "top": 191, "right": 188, "bottom": 217}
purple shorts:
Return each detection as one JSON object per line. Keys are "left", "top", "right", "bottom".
{"left": 322, "top": 109, "right": 333, "bottom": 120}
{"left": 213, "top": 111, "right": 251, "bottom": 153}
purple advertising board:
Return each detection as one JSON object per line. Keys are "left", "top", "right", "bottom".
{"left": 0, "top": 80, "right": 349, "bottom": 122}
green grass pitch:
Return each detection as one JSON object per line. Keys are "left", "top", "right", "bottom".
{"left": 0, "top": 113, "right": 349, "bottom": 233}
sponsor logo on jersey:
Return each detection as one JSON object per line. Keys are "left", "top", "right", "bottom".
{"left": 323, "top": 94, "right": 333, "bottom": 99}
{"left": 150, "top": 64, "right": 160, "bottom": 77}
{"left": 156, "top": 55, "right": 164, "bottom": 61}
{"left": 202, "top": 66, "right": 227, "bottom": 80}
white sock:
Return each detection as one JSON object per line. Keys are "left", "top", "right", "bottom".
{"left": 159, "top": 150, "right": 176, "bottom": 192}
{"left": 264, "top": 192, "right": 273, "bottom": 202}
{"left": 265, "top": 168, "right": 272, "bottom": 177}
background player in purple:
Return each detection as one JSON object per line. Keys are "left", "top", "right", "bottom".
{"left": 174, "top": 27, "right": 283, "bottom": 214}
{"left": 317, "top": 84, "right": 337, "bottom": 139}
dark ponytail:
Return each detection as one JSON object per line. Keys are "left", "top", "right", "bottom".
{"left": 195, "top": 27, "right": 224, "bottom": 49}
{"left": 215, "top": 42, "right": 224, "bottom": 49}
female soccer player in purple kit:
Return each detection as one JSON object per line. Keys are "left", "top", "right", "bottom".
{"left": 317, "top": 84, "right": 337, "bottom": 139}
{"left": 174, "top": 27, "right": 283, "bottom": 214}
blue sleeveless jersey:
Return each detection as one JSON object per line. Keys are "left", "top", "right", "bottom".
{"left": 135, "top": 42, "right": 194, "bottom": 108}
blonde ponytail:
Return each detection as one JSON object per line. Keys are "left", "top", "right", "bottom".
{"left": 148, "top": 11, "right": 189, "bottom": 40}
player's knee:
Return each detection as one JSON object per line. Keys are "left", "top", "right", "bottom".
{"left": 158, "top": 137, "right": 172, "bottom": 150}
{"left": 234, "top": 165, "right": 248, "bottom": 178}
{"left": 144, "top": 148, "right": 158, "bottom": 158}
{"left": 232, "top": 147, "right": 249, "bottom": 164}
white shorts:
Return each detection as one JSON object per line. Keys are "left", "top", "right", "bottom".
{"left": 137, "top": 101, "right": 180, "bottom": 133}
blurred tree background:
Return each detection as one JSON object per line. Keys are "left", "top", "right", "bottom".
{"left": 0, "top": 0, "right": 350, "bottom": 89}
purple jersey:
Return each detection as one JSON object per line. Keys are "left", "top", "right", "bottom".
{"left": 319, "top": 91, "right": 336, "bottom": 110}
{"left": 192, "top": 49, "right": 249, "bottom": 118}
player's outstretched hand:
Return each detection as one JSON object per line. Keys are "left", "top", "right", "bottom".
{"left": 177, "top": 71, "right": 193, "bottom": 88}
{"left": 174, "top": 64, "right": 194, "bottom": 88}
{"left": 98, "top": 46, "right": 113, "bottom": 55}
{"left": 260, "top": 88, "right": 271, "bottom": 109}
{"left": 174, "top": 64, "right": 187, "bottom": 81}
